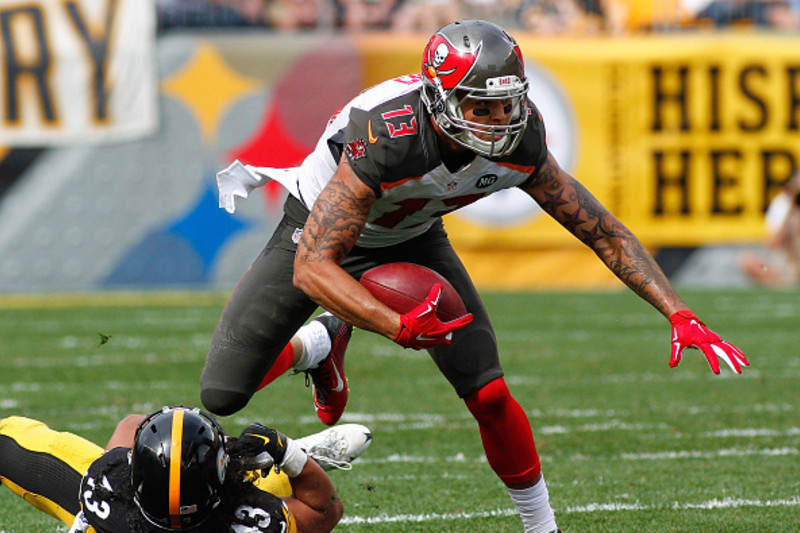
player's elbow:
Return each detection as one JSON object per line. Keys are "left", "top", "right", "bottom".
{"left": 319, "top": 497, "right": 344, "bottom": 533}
{"left": 304, "top": 494, "right": 344, "bottom": 533}
{"left": 292, "top": 261, "right": 315, "bottom": 295}
{"left": 293, "top": 258, "right": 334, "bottom": 299}
{"left": 329, "top": 497, "right": 345, "bottom": 526}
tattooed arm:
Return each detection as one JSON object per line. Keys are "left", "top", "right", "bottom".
{"left": 521, "top": 152, "right": 688, "bottom": 318}
{"left": 293, "top": 157, "right": 401, "bottom": 339}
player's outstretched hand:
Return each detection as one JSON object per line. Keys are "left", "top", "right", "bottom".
{"left": 237, "top": 423, "right": 289, "bottom": 471}
{"left": 394, "top": 284, "right": 473, "bottom": 350}
{"left": 669, "top": 310, "right": 749, "bottom": 374}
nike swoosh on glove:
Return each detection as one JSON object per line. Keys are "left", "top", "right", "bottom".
{"left": 236, "top": 423, "right": 289, "bottom": 472}
{"left": 669, "top": 310, "right": 749, "bottom": 374}
{"left": 394, "top": 284, "right": 473, "bottom": 350}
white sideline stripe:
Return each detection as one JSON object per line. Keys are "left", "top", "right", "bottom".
{"left": 705, "top": 427, "right": 800, "bottom": 437}
{"left": 358, "top": 446, "right": 799, "bottom": 466}
{"left": 0, "top": 380, "right": 177, "bottom": 393}
{"left": 340, "top": 508, "right": 518, "bottom": 525}
{"left": 339, "top": 496, "right": 800, "bottom": 525}
{"left": 2, "top": 350, "right": 202, "bottom": 368}
{"left": 538, "top": 421, "right": 658, "bottom": 434}
{"left": 676, "top": 496, "right": 800, "bottom": 509}
{"left": 621, "top": 447, "right": 799, "bottom": 460}
{"left": 568, "top": 496, "right": 800, "bottom": 513}
{"left": 322, "top": 402, "right": 799, "bottom": 425}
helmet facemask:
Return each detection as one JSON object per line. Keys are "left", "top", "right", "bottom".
{"left": 429, "top": 77, "right": 529, "bottom": 158}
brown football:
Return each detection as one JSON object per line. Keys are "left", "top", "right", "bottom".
{"left": 360, "top": 262, "right": 467, "bottom": 321}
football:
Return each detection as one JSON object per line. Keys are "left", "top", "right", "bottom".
{"left": 359, "top": 262, "right": 467, "bottom": 321}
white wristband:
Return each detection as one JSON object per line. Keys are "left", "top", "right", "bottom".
{"left": 280, "top": 438, "right": 308, "bottom": 478}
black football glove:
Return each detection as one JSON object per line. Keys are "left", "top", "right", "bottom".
{"left": 237, "top": 423, "right": 289, "bottom": 473}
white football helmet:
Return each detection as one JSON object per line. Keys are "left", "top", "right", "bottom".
{"left": 421, "top": 20, "right": 529, "bottom": 158}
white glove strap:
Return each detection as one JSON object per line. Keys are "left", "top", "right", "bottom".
{"left": 280, "top": 438, "right": 308, "bottom": 478}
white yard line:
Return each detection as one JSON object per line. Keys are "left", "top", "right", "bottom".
{"left": 3, "top": 496, "right": 795, "bottom": 531}
{"left": 339, "top": 496, "right": 800, "bottom": 525}
{"left": 621, "top": 447, "right": 799, "bottom": 459}
{"left": 355, "top": 445, "right": 799, "bottom": 466}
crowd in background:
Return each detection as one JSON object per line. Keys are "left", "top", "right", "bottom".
{"left": 155, "top": 0, "right": 800, "bottom": 33}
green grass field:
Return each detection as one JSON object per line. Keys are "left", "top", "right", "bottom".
{"left": 1, "top": 288, "right": 798, "bottom": 532}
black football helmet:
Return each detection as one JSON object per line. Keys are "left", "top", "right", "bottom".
{"left": 421, "top": 20, "right": 529, "bottom": 158}
{"left": 130, "top": 406, "right": 228, "bottom": 530}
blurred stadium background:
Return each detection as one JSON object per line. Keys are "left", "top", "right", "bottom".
{"left": 2, "top": 1, "right": 800, "bottom": 531}
{"left": 2, "top": 0, "right": 799, "bottom": 293}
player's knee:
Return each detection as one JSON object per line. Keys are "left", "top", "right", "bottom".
{"left": 464, "top": 377, "right": 512, "bottom": 420}
{"left": 200, "top": 387, "right": 250, "bottom": 417}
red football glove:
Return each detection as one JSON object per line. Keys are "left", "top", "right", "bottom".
{"left": 669, "top": 310, "right": 749, "bottom": 374}
{"left": 394, "top": 284, "right": 473, "bottom": 350}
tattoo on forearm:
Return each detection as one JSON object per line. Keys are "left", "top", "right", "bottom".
{"left": 607, "top": 232, "right": 680, "bottom": 315}
{"left": 539, "top": 189, "right": 568, "bottom": 214}
{"left": 560, "top": 207, "right": 585, "bottom": 233}
{"left": 528, "top": 155, "right": 681, "bottom": 316}
{"left": 297, "top": 178, "right": 374, "bottom": 264}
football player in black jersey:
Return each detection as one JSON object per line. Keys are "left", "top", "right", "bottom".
{"left": 0, "top": 407, "right": 371, "bottom": 532}
{"left": 202, "top": 20, "right": 748, "bottom": 532}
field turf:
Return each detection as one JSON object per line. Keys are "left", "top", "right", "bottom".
{"left": 0, "top": 288, "right": 798, "bottom": 532}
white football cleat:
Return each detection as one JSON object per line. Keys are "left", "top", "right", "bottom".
{"left": 295, "top": 423, "right": 372, "bottom": 471}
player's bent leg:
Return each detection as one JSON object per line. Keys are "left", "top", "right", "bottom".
{"left": 201, "top": 344, "right": 266, "bottom": 416}
{"left": 464, "top": 377, "right": 541, "bottom": 485}
{"left": 0, "top": 416, "right": 103, "bottom": 526}
{"left": 304, "top": 313, "right": 353, "bottom": 426}
{"left": 201, "top": 231, "right": 318, "bottom": 416}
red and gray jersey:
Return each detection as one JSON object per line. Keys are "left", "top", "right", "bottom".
{"left": 295, "top": 73, "right": 549, "bottom": 248}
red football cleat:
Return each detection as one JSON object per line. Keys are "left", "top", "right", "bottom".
{"left": 308, "top": 312, "right": 352, "bottom": 426}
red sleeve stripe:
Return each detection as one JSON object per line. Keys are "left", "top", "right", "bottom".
{"left": 494, "top": 162, "right": 537, "bottom": 174}
{"left": 381, "top": 175, "right": 423, "bottom": 192}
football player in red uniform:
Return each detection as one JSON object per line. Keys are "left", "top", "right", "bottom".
{"left": 0, "top": 407, "right": 371, "bottom": 533}
{"left": 203, "top": 20, "right": 748, "bottom": 532}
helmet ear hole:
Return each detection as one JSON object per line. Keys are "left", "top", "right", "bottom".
{"left": 131, "top": 406, "right": 227, "bottom": 530}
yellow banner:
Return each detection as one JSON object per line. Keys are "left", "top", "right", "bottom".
{"left": 356, "top": 34, "right": 800, "bottom": 249}
{"left": 0, "top": 0, "right": 158, "bottom": 145}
